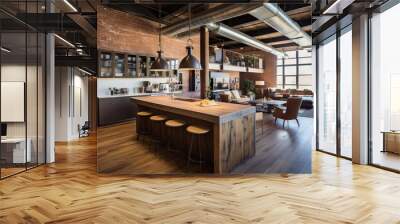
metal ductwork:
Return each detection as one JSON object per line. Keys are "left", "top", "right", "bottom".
{"left": 206, "top": 22, "right": 285, "bottom": 57}
{"left": 249, "top": 3, "right": 312, "bottom": 48}
{"left": 163, "top": 4, "right": 262, "bottom": 37}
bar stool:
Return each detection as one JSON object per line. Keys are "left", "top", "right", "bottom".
{"left": 165, "top": 119, "right": 186, "bottom": 153}
{"left": 136, "top": 111, "right": 152, "bottom": 141}
{"left": 149, "top": 115, "right": 168, "bottom": 152}
{"left": 186, "top": 125, "right": 210, "bottom": 171}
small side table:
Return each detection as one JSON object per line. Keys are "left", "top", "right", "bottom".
{"left": 381, "top": 131, "right": 400, "bottom": 154}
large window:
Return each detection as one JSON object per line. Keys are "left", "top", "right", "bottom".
{"left": 340, "top": 27, "right": 352, "bottom": 158}
{"left": 317, "top": 36, "right": 337, "bottom": 154}
{"left": 276, "top": 49, "right": 312, "bottom": 89}
{"left": 316, "top": 22, "right": 353, "bottom": 159}
{"left": 370, "top": 3, "right": 400, "bottom": 171}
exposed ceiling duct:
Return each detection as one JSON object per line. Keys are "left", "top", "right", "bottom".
{"left": 249, "top": 3, "right": 312, "bottom": 48}
{"left": 162, "top": 4, "right": 262, "bottom": 37}
{"left": 206, "top": 22, "right": 285, "bottom": 57}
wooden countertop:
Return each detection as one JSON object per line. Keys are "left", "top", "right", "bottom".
{"left": 131, "top": 96, "right": 255, "bottom": 124}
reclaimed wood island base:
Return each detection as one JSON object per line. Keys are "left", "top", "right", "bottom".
{"left": 131, "top": 96, "right": 256, "bottom": 174}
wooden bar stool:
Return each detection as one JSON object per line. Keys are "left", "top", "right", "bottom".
{"left": 186, "top": 125, "right": 210, "bottom": 171}
{"left": 165, "top": 119, "right": 186, "bottom": 153}
{"left": 136, "top": 111, "right": 152, "bottom": 141}
{"left": 150, "top": 115, "right": 168, "bottom": 152}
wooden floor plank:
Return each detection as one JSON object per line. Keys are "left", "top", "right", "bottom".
{"left": 1, "top": 127, "right": 400, "bottom": 223}
{"left": 97, "top": 115, "right": 312, "bottom": 174}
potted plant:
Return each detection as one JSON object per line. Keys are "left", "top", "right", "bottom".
{"left": 243, "top": 79, "right": 255, "bottom": 97}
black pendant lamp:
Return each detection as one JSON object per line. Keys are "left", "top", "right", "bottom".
{"left": 179, "top": 4, "right": 202, "bottom": 71}
{"left": 151, "top": 6, "right": 170, "bottom": 71}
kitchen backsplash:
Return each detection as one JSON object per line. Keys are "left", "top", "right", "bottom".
{"left": 97, "top": 77, "right": 172, "bottom": 97}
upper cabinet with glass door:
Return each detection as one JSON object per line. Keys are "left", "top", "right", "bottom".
{"left": 114, "top": 53, "right": 126, "bottom": 77}
{"left": 148, "top": 56, "right": 156, "bottom": 77}
{"left": 138, "top": 56, "right": 147, "bottom": 77}
{"left": 127, "top": 55, "right": 137, "bottom": 77}
{"left": 98, "top": 50, "right": 178, "bottom": 78}
{"left": 99, "top": 52, "right": 113, "bottom": 77}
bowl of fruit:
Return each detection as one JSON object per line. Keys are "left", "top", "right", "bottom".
{"left": 199, "top": 99, "right": 218, "bottom": 107}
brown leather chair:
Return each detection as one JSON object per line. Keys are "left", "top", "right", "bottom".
{"left": 273, "top": 97, "right": 303, "bottom": 127}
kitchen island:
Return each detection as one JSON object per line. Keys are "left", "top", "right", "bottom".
{"left": 131, "top": 95, "right": 256, "bottom": 174}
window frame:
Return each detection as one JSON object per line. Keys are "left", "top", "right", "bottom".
{"left": 276, "top": 50, "right": 312, "bottom": 89}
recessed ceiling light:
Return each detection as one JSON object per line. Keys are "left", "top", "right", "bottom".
{"left": 323, "top": 0, "right": 355, "bottom": 15}
{"left": 78, "top": 67, "right": 92, "bottom": 76}
{"left": 54, "top": 34, "right": 75, "bottom": 48}
{"left": 63, "top": 0, "right": 78, "bottom": 12}
{"left": 1, "top": 47, "right": 11, "bottom": 53}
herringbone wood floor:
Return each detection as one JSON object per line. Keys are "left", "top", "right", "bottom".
{"left": 1, "top": 133, "right": 400, "bottom": 223}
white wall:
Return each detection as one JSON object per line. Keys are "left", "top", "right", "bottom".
{"left": 1, "top": 63, "right": 46, "bottom": 164}
{"left": 1, "top": 65, "right": 37, "bottom": 137}
{"left": 55, "top": 67, "right": 89, "bottom": 141}
{"left": 55, "top": 67, "right": 69, "bottom": 141}
{"left": 72, "top": 74, "right": 89, "bottom": 138}
{"left": 1, "top": 65, "right": 26, "bottom": 138}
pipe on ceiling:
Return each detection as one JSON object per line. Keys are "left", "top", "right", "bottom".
{"left": 206, "top": 22, "right": 285, "bottom": 57}
{"left": 249, "top": 3, "right": 312, "bottom": 48}
{"left": 162, "top": 4, "right": 262, "bottom": 37}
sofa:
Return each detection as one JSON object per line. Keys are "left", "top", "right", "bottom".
{"left": 219, "top": 90, "right": 252, "bottom": 104}
{"left": 270, "top": 88, "right": 314, "bottom": 109}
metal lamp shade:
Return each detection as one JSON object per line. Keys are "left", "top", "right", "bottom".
{"left": 150, "top": 51, "right": 170, "bottom": 71}
{"left": 179, "top": 46, "right": 202, "bottom": 71}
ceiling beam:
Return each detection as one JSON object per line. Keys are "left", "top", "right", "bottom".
{"left": 67, "top": 14, "right": 97, "bottom": 40}
{"left": 103, "top": 3, "right": 168, "bottom": 25}
{"left": 55, "top": 55, "right": 97, "bottom": 71}
{"left": 271, "top": 42, "right": 298, "bottom": 49}
{"left": 10, "top": 13, "right": 87, "bottom": 32}
{"left": 161, "top": 5, "right": 188, "bottom": 23}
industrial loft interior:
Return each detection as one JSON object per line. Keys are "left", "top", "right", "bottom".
{"left": 95, "top": 2, "right": 313, "bottom": 174}
{"left": 1, "top": 0, "right": 400, "bottom": 223}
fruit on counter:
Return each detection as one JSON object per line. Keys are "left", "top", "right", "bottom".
{"left": 199, "top": 99, "right": 217, "bottom": 106}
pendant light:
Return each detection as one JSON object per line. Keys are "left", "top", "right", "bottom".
{"left": 179, "top": 4, "right": 202, "bottom": 71}
{"left": 150, "top": 5, "right": 170, "bottom": 71}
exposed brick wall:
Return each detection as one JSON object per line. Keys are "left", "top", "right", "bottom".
{"left": 97, "top": 6, "right": 278, "bottom": 96}
{"left": 239, "top": 51, "right": 277, "bottom": 91}
{"left": 97, "top": 6, "right": 201, "bottom": 94}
